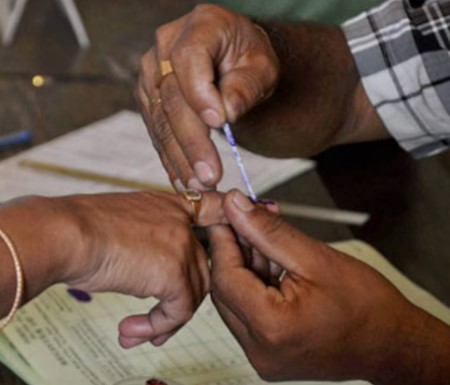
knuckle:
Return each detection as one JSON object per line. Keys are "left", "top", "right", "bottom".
{"left": 179, "top": 134, "right": 202, "bottom": 158}
{"left": 256, "top": 213, "right": 286, "bottom": 240}
{"left": 211, "top": 270, "right": 231, "bottom": 297}
{"left": 139, "top": 50, "right": 154, "bottom": 74}
{"left": 264, "top": 61, "right": 279, "bottom": 90}
{"left": 175, "top": 290, "right": 197, "bottom": 322}
{"left": 150, "top": 134, "right": 162, "bottom": 154}
{"left": 171, "top": 45, "right": 196, "bottom": 67}
{"left": 246, "top": 75, "right": 265, "bottom": 102}
{"left": 179, "top": 303, "right": 195, "bottom": 323}
{"left": 155, "top": 24, "right": 172, "bottom": 46}
{"left": 160, "top": 85, "right": 183, "bottom": 116}
{"left": 152, "top": 118, "right": 173, "bottom": 148}
{"left": 192, "top": 3, "right": 220, "bottom": 16}
{"left": 190, "top": 4, "right": 236, "bottom": 32}
{"left": 229, "top": 74, "right": 264, "bottom": 113}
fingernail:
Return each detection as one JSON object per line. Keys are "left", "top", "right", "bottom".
{"left": 173, "top": 179, "right": 186, "bottom": 192}
{"left": 233, "top": 191, "right": 255, "bottom": 212}
{"left": 201, "top": 109, "right": 222, "bottom": 128}
{"left": 187, "top": 177, "right": 206, "bottom": 190}
{"left": 194, "top": 161, "right": 215, "bottom": 185}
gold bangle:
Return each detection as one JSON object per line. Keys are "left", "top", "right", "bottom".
{"left": 0, "top": 228, "right": 24, "bottom": 330}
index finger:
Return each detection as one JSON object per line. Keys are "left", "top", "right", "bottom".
{"left": 155, "top": 17, "right": 225, "bottom": 187}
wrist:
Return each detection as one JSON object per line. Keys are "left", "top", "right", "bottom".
{"left": 370, "top": 305, "right": 450, "bottom": 385}
{"left": 0, "top": 196, "right": 84, "bottom": 299}
{"left": 48, "top": 195, "right": 100, "bottom": 286}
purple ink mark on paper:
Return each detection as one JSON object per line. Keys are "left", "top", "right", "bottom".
{"left": 67, "top": 288, "right": 92, "bottom": 302}
{"left": 146, "top": 379, "right": 167, "bottom": 385}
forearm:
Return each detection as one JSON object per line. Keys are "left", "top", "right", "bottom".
{"left": 373, "top": 306, "right": 450, "bottom": 385}
{"left": 234, "top": 21, "right": 387, "bottom": 158}
{"left": 0, "top": 196, "right": 82, "bottom": 317}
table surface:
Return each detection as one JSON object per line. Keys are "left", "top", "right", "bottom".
{"left": 1, "top": 0, "right": 449, "bottom": 384}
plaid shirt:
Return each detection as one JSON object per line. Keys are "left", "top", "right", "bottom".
{"left": 343, "top": 0, "right": 450, "bottom": 157}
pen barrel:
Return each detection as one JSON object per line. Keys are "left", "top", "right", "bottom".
{"left": 0, "top": 131, "right": 32, "bottom": 149}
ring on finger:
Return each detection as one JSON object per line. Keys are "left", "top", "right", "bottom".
{"left": 155, "top": 60, "right": 174, "bottom": 88}
{"left": 151, "top": 96, "right": 162, "bottom": 108}
{"left": 181, "top": 189, "right": 203, "bottom": 225}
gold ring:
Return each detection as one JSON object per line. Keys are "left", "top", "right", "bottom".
{"left": 151, "top": 96, "right": 162, "bottom": 108}
{"left": 182, "top": 189, "right": 203, "bottom": 224}
{"left": 155, "top": 60, "right": 174, "bottom": 88}
{"left": 160, "top": 60, "right": 173, "bottom": 77}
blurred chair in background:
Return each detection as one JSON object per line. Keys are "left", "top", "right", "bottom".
{"left": 0, "top": 0, "right": 89, "bottom": 47}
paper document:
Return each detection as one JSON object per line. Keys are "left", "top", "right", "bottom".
{"left": 0, "top": 110, "right": 314, "bottom": 201}
{"left": 1, "top": 240, "right": 449, "bottom": 385}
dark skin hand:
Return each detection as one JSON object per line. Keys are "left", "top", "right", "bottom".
{"left": 137, "top": 4, "right": 387, "bottom": 191}
{"left": 0, "top": 191, "right": 225, "bottom": 346}
{"left": 209, "top": 190, "right": 450, "bottom": 385}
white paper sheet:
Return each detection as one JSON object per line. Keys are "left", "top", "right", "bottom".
{"left": 0, "top": 110, "right": 314, "bottom": 201}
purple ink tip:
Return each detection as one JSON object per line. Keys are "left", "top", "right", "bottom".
{"left": 67, "top": 288, "right": 92, "bottom": 302}
{"left": 146, "top": 379, "right": 167, "bottom": 385}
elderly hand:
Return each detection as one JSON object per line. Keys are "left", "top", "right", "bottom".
{"left": 0, "top": 191, "right": 224, "bottom": 346}
{"left": 136, "top": 4, "right": 279, "bottom": 190}
{"left": 209, "top": 190, "right": 450, "bottom": 384}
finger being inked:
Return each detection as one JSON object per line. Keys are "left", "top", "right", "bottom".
{"left": 224, "top": 190, "right": 328, "bottom": 278}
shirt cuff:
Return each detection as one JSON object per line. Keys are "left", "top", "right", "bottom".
{"left": 342, "top": 0, "right": 450, "bottom": 158}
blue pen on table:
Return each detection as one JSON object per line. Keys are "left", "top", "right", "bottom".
{"left": 0, "top": 130, "right": 32, "bottom": 150}
{"left": 222, "top": 122, "right": 258, "bottom": 202}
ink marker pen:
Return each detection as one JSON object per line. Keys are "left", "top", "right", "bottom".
{"left": 0, "top": 130, "right": 32, "bottom": 150}
{"left": 222, "top": 123, "right": 257, "bottom": 202}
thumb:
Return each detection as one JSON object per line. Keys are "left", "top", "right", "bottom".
{"left": 224, "top": 190, "right": 327, "bottom": 276}
{"left": 220, "top": 65, "right": 275, "bottom": 123}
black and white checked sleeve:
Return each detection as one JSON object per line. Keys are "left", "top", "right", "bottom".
{"left": 342, "top": 0, "right": 450, "bottom": 158}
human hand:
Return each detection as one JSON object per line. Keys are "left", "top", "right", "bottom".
{"left": 209, "top": 190, "right": 450, "bottom": 384}
{"left": 137, "top": 4, "right": 279, "bottom": 190}
{"left": 54, "top": 191, "right": 225, "bottom": 347}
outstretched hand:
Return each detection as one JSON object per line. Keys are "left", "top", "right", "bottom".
{"left": 60, "top": 191, "right": 223, "bottom": 348}
{"left": 0, "top": 191, "right": 224, "bottom": 346}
